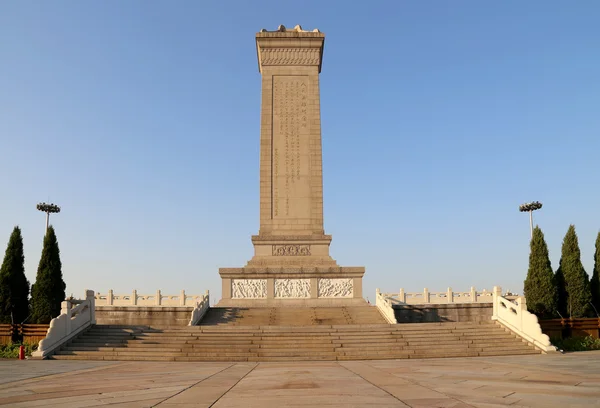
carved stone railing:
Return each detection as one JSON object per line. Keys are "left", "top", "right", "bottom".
{"left": 375, "top": 289, "right": 397, "bottom": 324}
{"left": 380, "top": 287, "right": 495, "bottom": 305}
{"left": 95, "top": 290, "right": 205, "bottom": 306}
{"left": 188, "top": 290, "right": 210, "bottom": 326}
{"left": 31, "top": 290, "right": 96, "bottom": 359}
{"left": 491, "top": 286, "right": 556, "bottom": 353}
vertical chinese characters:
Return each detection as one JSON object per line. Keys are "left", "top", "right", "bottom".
{"left": 272, "top": 76, "right": 310, "bottom": 219}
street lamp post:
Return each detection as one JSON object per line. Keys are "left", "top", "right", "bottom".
{"left": 36, "top": 202, "right": 61, "bottom": 232}
{"left": 519, "top": 201, "right": 542, "bottom": 238}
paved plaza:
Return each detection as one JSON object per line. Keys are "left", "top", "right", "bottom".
{"left": 0, "top": 352, "right": 599, "bottom": 407}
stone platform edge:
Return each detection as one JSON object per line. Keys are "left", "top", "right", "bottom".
{"left": 218, "top": 266, "right": 365, "bottom": 279}
{"left": 214, "top": 298, "right": 370, "bottom": 308}
{"left": 96, "top": 306, "right": 194, "bottom": 311}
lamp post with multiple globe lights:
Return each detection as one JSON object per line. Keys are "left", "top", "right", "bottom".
{"left": 36, "top": 202, "right": 61, "bottom": 232}
{"left": 519, "top": 201, "right": 542, "bottom": 238}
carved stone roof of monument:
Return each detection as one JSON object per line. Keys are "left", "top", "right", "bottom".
{"left": 255, "top": 24, "right": 325, "bottom": 72}
{"left": 259, "top": 25, "right": 320, "bottom": 33}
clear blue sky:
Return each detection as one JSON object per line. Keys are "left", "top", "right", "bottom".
{"left": 1, "top": 1, "right": 599, "bottom": 303}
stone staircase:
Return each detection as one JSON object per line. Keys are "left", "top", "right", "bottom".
{"left": 51, "top": 320, "right": 541, "bottom": 361}
{"left": 200, "top": 306, "right": 388, "bottom": 326}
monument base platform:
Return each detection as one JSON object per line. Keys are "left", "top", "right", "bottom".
{"left": 218, "top": 266, "right": 365, "bottom": 307}
{"left": 215, "top": 298, "right": 369, "bottom": 308}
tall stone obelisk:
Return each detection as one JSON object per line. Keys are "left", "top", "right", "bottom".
{"left": 218, "top": 25, "right": 365, "bottom": 306}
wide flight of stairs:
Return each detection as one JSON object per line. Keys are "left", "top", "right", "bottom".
{"left": 200, "top": 306, "right": 388, "bottom": 326}
{"left": 51, "top": 307, "right": 541, "bottom": 361}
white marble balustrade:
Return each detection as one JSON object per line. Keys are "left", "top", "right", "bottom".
{"left": 491, "top": 286, "right": 555, "bottom": 353}
{"left": 32, "top": 290, "right": 96, "bottom": 359}
{"left": 95, "top": 290, "right": 205, "bottom": 306}
{"left": 380, "top": 287, "right": 495, "bottom": 305}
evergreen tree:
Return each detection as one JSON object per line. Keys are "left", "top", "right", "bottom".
{"left": 0, "top": 227, "right": 30, "bottom": 324}
{"left": 556, "top": 225, "right": 591, "bottom": 318}
{"left": 30, "top": 226, "right": 66, "bottom": 324}
{"left": 523, "top": 226, "right": 557, "bottom": 318}
{"left": 591, "top": 231, "right": 600, "bottom": 314}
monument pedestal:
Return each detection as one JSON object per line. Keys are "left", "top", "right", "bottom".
{"left": 218, "top": 25, "right": 366, "bottom": 307}
{"left": 218, "top": 266, "right": 365, "bottom": 307}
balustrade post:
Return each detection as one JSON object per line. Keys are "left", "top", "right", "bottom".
{"left": 108, "top": 289, "right": 113, "bottom": 306}
{"left": 180, "top": 290, "right": 186, "bottom": 306}
{"left": 132, "top": 290, "right": 137, "bottom": 306}
{"left": 492, "top": 286, "right": 502, "bottom": 317}
{"left": 86, "top": 289, "right": 96, "bottom": 324}
{"left": 62, "top": 301, "right": 72, "bottom": 336}
{"left": 470, "top": 286, "right": 477, "bottom": 302}
{"left": 518, "top": 296, "right": 527, "bottom": 311}
{"left": 156, "top": 290, "right": 161, "bottom": 306}
{"left": 423, "top": 288, "right": 430, "bottom": 303}
{"left": 447, "top": 287, "right": 453, "bottom": 303}
{"left": 399, "top": 288, "right": 405, "bottom": 303}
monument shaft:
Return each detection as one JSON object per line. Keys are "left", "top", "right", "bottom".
{"left": 218, "top": 26, "right": 365, "bottom": 306}
{"left": 258, "top": 43, "right": 324, "bottom": 236}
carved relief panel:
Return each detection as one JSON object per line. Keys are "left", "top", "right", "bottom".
{"left": 274, "top": 279, "right": 311, "bottom": 298}
{"left": 231, "top": 279, "right": 267, "bottom": 299}
{"left": 318, "top": 278, "right": 353, "bottom": 298}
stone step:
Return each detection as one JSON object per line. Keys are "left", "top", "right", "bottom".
{"left": 52, "top": 347, "right": 540, "bottom": 362}
{"left": 255, "top": 343, "right": 342, "bottom": 349}
{"left": 75, "top": 335, "right": 134, "bottom": 341}
{"left": 62, "top": 346, "right": 257, "bottom": 353}
{"left": 403, "top": 337, "right": 513, "bottom": 345}
{"left": 73, "top": 336, "right": 522, "bottom": 348}
{"left": 63, "top": 346, "right": 130, "bottom": 352}
{"left": 134, "top": 339, "right": 256, "bottom": 345}
{"left": 69, "top": 340, "right": 128, "bottom": 346}
{"left": 84, "top": 331, "right": 142, "bottom": 337}
{"left": 398, "top": 333, "right": 514, "bottom": 341}
{"left": 477, "top": 349, "right": 539, "bottom": 356}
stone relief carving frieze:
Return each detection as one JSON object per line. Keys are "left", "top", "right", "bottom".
{"left": 274, "top": 279, "right": 311, "bottom": 298}
{"left": 231, "top": 279, "right": 267, "bottom": 299}
{"left": 272, "top": 245, "right": 311, "bottom": 256}
{"left": 318, "top": 278, "right": 353, "bottom": 298}
{"left": 260, "top": 48, "right": 321, "bottom": 66}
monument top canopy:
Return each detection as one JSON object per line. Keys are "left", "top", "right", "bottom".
{"left": 255, "top": 25, "right": 325, "bottom": 73}
{"left": 259, "top": 24, "right": 321, "bottom": 34}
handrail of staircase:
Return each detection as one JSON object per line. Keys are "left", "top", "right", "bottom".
{"left": 31, "top": 290, "right": 96, "bottom": 359}
{"left": 188, "top": 290, "right": 210, "bottom": 326}
{"left": 380, "top": 287, "right": 495, "bottom": 305}
{"left": 95, "top": 289, "right": 205, "bottom": 306}
{"left": 375, "top": 289, "right": 397, "bottom": 324}
{"left": 491, "top": 286, "right": 556, "bottom": 353}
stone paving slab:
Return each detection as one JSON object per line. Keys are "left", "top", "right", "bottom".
{"left": 0, "top": 352, "right": 599, "bottom": 407}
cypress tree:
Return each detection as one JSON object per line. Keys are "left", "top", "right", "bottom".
{"left": 30, "top": 226, "right": 66, "bottom": 324}
{"left": 0, "top": 227, "right": 30, "bottom": 324}
{"left": 556, "top": 225, "right": 591, "bottom": 318}
{"left": 591, "top": 231, "right": 600, "bottom": 314}
{"left": 523, "top": 227, "right": 557, "bottom": 318}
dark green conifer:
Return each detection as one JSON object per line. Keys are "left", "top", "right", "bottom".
{"left": 523, "top": 226, "right": 557, "bottom": 318}
{"left": 556, "top": 225, "right": 591, "bottom": 318}
{"left": 30, "top": 226, "right": 66, "bottom": 324}
{"left": 590, "top": 231, "right": 600, "bottom": 315}
{"left": 0, "top": 227, "right": 30, "bottom": 324}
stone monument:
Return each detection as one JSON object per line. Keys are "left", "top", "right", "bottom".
{"left": 218, "top": 25, "right": 365, "bottom": 306}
